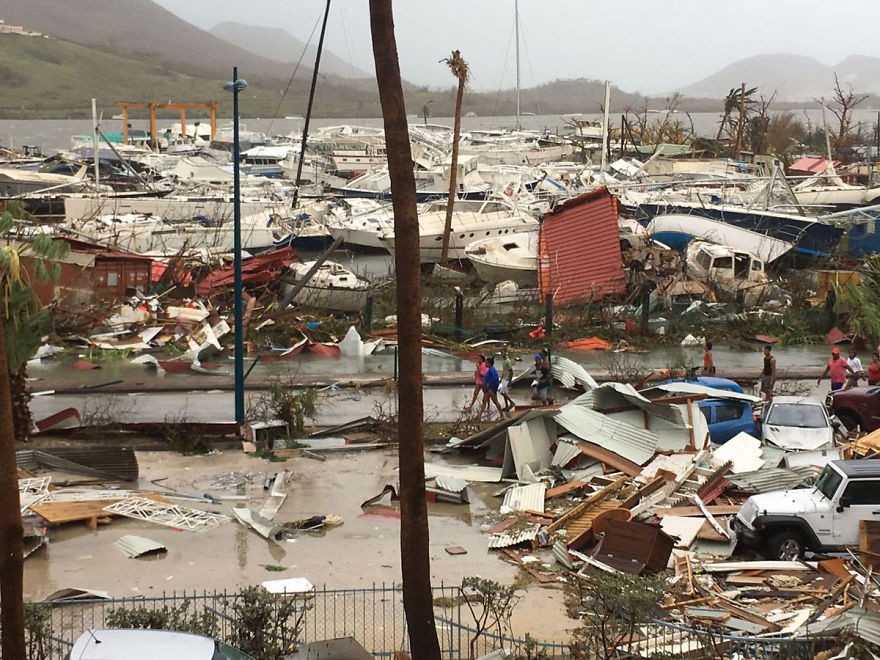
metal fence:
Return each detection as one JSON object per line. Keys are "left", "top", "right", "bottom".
{"left": 15, "top": 584, "right": 835, "bottom": 659}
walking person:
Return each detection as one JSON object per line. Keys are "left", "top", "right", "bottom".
{"left": 760, "top": 344, "right": 776, "bottom": 400}
{"left": 465, "top": 354, "right": 488, "bottom": 412}
{"left": 498, "top": 345, "right": 515, "bottom": 412}
{"left": 531, "top": 353, "right": 551, "bottom": 405}
{"left": 702, "top": 340, "right": 716, "bottom": 376}
{"left": 481, "top": 357, "right": 505, "bottom": 420}
{"left": 868, "top": 352, "right": 880, "bottom": 386}
{"left": 818, "top": 347, "right": 853, "bottom": 391}
{"left": 845, "top": 348, "right": 864, "bottom": 390}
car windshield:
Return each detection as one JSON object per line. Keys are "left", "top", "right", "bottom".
{"left": 815, "top": 465, "right": 843, "bottom": 500}
{"left": 766, "top": 403, "right": 827, "bottom": 428}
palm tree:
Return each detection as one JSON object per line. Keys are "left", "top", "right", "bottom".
{"left": 369, "top": 2, "right": 442, "bottom": 658}
{"left": 440, "top": 50, "right": 470, "bottom": 265}
{"left": 0, "top": 212, "right": 67, "bottom": 658}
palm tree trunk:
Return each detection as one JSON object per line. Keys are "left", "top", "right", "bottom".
{"left": 441, "top": 78, "right": 465, "bottom": 265}
{"left": 369, "top": 2, "right": 441, "bottom": 658}
{"left": 11, "top": 366, "right": 32, "bottom": 443}
{"left": 0, "top": 313, "right": 26, "bottom": 659}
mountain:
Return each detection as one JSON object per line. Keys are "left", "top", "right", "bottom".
{"left": 209, "top": 22, "right": 371, "bottom": 80}
{"left": 677, "top": 53, "right": 880, "bottom": 101}
{"left": 0, "top": 0, "right": 299, "bottom": 80}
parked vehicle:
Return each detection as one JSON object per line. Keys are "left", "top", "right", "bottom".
{"left": 697, "top": 398, "right": 760, "bottom": 445}
{"left": 69, "top": 629, "right": 253, "bottom": 660}
{"left": 732, "top": 460, "right": 880, "bottom": 560}
{"left": 826, "top": 386, "right": 880, "bottom": 432}
{"left": 760, "top": 396, "right": 834, "bottom": 451}
{"left": 657, "top": 377, "right": 759, "bottom": 444}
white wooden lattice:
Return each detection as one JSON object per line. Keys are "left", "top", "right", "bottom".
{"left": 103, "top": 496, "right": 230, "bottom": 532}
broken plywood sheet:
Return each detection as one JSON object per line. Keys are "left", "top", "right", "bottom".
{"left": 659, "top": 516, "right": 704, "bottom": 549}
{"left": 500, "top": 483, "right": 546, "bottom": 514}
{"left": 103, "top": 496, "right": 229, "bottom": 532}
{"left": 710, "top": 432, "right": 763, "bottom": 473}
{"left": 507, "top": 418, "right": 554, "bottom": 481}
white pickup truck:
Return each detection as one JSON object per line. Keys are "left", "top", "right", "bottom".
{"left": 732, "top": 460, "right": 880, "bottom": 560}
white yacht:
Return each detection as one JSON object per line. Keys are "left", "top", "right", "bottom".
{"left": 280, "top": 260, "right": 371, "bottom": 312}
{"left": 378, "top": 198, "right": 538, "bottom": 263}
{"left": 465, "top": 230, "right": 538, "bottom": 285}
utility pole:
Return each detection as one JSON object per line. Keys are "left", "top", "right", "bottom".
{"left": 369, "top": 1, "right": 442, "bottom": 658}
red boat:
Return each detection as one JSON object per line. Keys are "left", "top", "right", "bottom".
{"left": 305, "top": 343, "right": 341, "bottom": 359}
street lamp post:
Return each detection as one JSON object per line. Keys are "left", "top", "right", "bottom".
{"left": 224, "top": 68, "right": 248, "bottom": 425}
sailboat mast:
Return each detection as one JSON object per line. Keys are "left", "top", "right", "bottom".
{"left": 515, "top": 0, "right": 520, "bottom": 130}
{"left": 294, "top": 0, "right": 331, "bottom": 197}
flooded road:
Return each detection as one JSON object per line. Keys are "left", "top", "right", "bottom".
{"left": 23, "top": 449, "right": 576, "bottom": 640}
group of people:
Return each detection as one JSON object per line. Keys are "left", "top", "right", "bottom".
{"left": 701, "top": 340, "right": 880, "bottom": 400}
{"left": 819, "top": 346, "right": 880, "bottom": 391}
{"left": 465, "top": 347, "right": 553, "bottom": 420}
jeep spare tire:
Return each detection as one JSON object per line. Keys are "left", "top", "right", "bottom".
{"left": 765, "top": 529, "right": 805, "bottom": 561}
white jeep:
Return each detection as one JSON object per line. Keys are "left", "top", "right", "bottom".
{"left": 732, "top": 460, "right": 880, "bottom": 560}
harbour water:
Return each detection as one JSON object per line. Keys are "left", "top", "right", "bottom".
{"left": 6, "top": 108, "right": 880, "bottom": 154}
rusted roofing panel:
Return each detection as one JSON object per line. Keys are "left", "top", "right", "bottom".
{"left": 538, "top": 186, "right": 626, "bottom": 307}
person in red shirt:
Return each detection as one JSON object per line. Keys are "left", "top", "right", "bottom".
{"left": 702, "top": 340, "right": 715, "bottom": 376}
{"left": 868, "top": 352, "right": 880, "bottom": 386}
{"left": 819, "top": 347, "right": 854, "bottom": 391}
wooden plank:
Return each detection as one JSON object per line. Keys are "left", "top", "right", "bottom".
{"left": 545, "top": 481, "right": 587, "bottom": 499}
{"left": 574, "top": 441, "right": 641, "bottom": 477}
{"left": 547, "top": 476, "right": 627, "bottom": 533}
{"left": 31, "top": 493, "right": 167, "bottom": 525}
{"left": 655, "top": 505, "right": 741, "bottom": 518}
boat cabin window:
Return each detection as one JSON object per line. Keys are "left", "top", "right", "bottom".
{"left": 713, "top": 256, "right": 733, "bottom": 270}
{"left": 752, "top": 260, "right": 763, "bottom": 272}
{"left": 696, "top": 250, "right": 712, "bottom": 271}
{"left": 503, "top": 243, "right": 518, "bottom": 250}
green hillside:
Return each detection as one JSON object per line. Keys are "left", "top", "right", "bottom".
{"left": 0, "top": 34, "right": 387, "bottom": 120}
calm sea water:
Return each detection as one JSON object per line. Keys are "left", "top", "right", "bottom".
{"left": 5, "top": 108, "right": 880, "bottom": 154}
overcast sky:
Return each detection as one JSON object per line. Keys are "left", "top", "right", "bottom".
{"left": 153, "top": 0, "right": 880, "bottom": 94}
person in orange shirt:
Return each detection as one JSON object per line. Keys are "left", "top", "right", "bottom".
{"left": 818, "top": 347, "right": 854, "bottom": 391}
{"left": 868, "top": 352, "right": 880, "bottom": 386}
{"left": 702, "top": 340, "right": 716, "bottom": 376}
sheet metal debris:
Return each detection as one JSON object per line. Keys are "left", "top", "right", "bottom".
{"left": 115, "top": 535, "right": 168, "bottom": 558}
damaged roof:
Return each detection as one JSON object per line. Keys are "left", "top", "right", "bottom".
{"left": 553, "top": 394, "right": 658, "bottom": 466}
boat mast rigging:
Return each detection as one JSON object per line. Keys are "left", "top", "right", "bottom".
{"left": 294, "top": 0, "right": 331, "bottom": 204}
{"left": 515, "top": 0, "right": 521, "bottom": 131}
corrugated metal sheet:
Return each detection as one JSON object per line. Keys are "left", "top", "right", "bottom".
{"left": 501, "top": 483, "right": 547, "bottom": 513}
{"left": 115, "top": 534, "right": 167, "bottom": 558}
{"left": 592, "top": 382, "right": 687, "bottom": 426}
{"left": 423, "top": 463, "right": 503, "bottom": 483}
{"left": 445, "top": 409, "right": 551, "bottom": 450}
{"left": 551, "top": 437, "right": 583, "bottom": 467}
{"left": 550, "top": 356, "right": 598, "bottom": 390}
{"left": 726, "top": 466, "right": 819, "bottom": 492}
{"left": 643, "top": 382, "right": 762, "bottom": 403}
{"left": 554, "top": 395, "right": 658, "bottom": 466}
{"left": 538, "top": 187, "right": 626, "bottom": 307}
{"left": 487, "top": 524, "right": 541, "bottom": 549}
{"left": 435, "top": 476, "right": 468, "bottom": 493}
{"left": 16, "top": 447, "right": 139, "bottom": 481}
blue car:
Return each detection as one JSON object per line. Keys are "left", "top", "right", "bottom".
{"left": 660, "top": 377, "right": 759, "bottom": 444}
